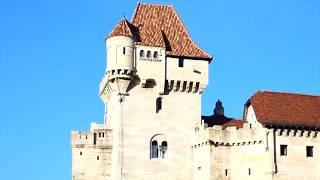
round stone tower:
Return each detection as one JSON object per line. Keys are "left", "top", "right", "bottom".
{"left": 105, "top": 19, "right": 136, "bottom": 94}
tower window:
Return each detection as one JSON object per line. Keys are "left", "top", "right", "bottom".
{"left": 147, "top": 51, "right": 151, "bottom": 58}
{"left": 156, "top": 97, "right": 162, "bottom": 113}
{"left": 160, "top": 141, "right": 167, "bottom": 159}
{"left": 225, "top": 169, "right": 228, "bottom": 176}
{"left": 306, "top": 146, "right": 313, "bottom": 157}
{"left": 151, "top": 141, "right": 158, "bottom": 158}
{"left": 80, "top": 151, "right": 82, "bottom": 155}
{"left": 123, "top": 47, "right": 126, "bottom": 54}
{"left": 248, "top": 168, "right": 251, "bottom": 175}
{"left": 178, "top": 57, "right": 184, "bottom": 67}
{"left": 140, "top": 50, "right": 145, "bottom": 57}
{"left": 153, "top": 51, "right": 159, "bottom": 59}
{"left": 97, "top": 156, "right": 99, "bottom": 160}
{"left": 280, "top": 145, "right": 287, "bottom": 156}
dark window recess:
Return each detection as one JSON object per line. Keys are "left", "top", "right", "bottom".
{"left": 306, "top": 146, "right": 313, "bottom": 157}
{"left": 178, "top": 57, "right": 184, "bottom": 67}
{"left": 97, "top": 156, "right": 99, "bottom": 160}
{"left": 123, "top": 47, "right": 126, "bottom": 54}
{"left": 160, "top": 141, "right": 167, "bottom": 159}
{"left": 140, "top": 50, "right": 145, "bottom": 57}
{"left": 147, "top": 51, "right": 151, "bottom": 58}
{"left": 80, "top": 151, "right": 82, "bottom": 155}
{"left": 151, "top": 141, "right": 158, "bottom": 158}
{"left": 153, "top": 51, "right": 159, "bottom": 58}
{"left": 248, "top": 168, "right": 251, "bottom": 175}
{"left": 225, "top": 169, "right": 228, "bottom": 176}
{"left": 93, "top": 133, "right": 97, "bottom": 145}
{"left": 156, "top": 97, "right": 162, "bottom": 113}
{"left": 280, "top": 145, "right": 287, "bottom": 156}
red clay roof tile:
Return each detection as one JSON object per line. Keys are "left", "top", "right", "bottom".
{"left": 249, "top": 91, "right": 320, "bottom": 127}
{"left": 108, "top": 3, "right": 212, "bottom": 61}
{"left": 222, "top": 120, "right": 246, "bottom": 129}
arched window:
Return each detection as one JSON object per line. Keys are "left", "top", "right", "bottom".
{"left": 160, "top": 141, "right": 167, "bottom": 159}
{"left": 150, "top": 134, "right": 167, "bottom": 159}
{"left": 153, "top": 51, "right": 159, "bottom": 58}
{"left": 140, "top": 50, "right": 145, "bottom": 57}
{"left": 151, "top": 141, "right": 158, "bottom": 158}
{"left": 146, "top": 51, "right": 151, "bottom": 58}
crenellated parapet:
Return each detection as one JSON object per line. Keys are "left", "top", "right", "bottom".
{"left": 167, "top": 80, "right": 204, "bottom": 94}
{"left": 193, "top": 122, "right": 266, "bottom": 148}
{"left": 71, "top": 123, "right": 113, "bottom": 149}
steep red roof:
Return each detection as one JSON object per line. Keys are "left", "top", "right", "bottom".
{"left": 222, "top": 120, "right": 246, "bottom": 129}
{"left": 248, "top": 91, "right": 320, "bottom": 127}
{"left": 108, "top": 19, "right": 135, "bottom": 38}
{"left": 107, "top": 3, "right": 212, "bottom": 60}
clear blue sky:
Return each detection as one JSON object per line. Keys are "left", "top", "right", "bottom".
{"left": 0, "top": 0, "right": 319, "bottom": 179}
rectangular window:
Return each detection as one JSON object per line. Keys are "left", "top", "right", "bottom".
{"left": 248, "top": 168, "right": 251, "bottom": 175}
{"left": 306, "top": 146, "right": 313, "bottom": 157}
{"left": 156, "top": 97, "right": 162, "bottom": 113}
{"left": 280, "top": 145, "right": 287, "bottom": 156}
{"left": 225, "top": 169, "right": 228, "bottom": 176}
{"left": 178, "top": 57, "right": 184, "bottom": 67}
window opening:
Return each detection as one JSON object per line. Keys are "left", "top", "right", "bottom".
{"left": 248, "top": 168, "right": 251, "bottom": 175}
{"left": 97, "top": 156, "right": 99, "bottom": 160}
{"left": 178, "top": 57, "right": 184, "bottom": 67}
{"left": 147, "top": 51, "right": 151, "bottom": 58}
{"left": 306, "top": 146, "right": 313, "bottom": 157}
{"left": 123, "top": 47, "right": 126, "bottom": 54}
{"left": 225, "top": 169, "right": 228, "bottom": 176}
{"left": 151, "top": 141, "right": 158, "bottom": 158}
{"left": 80, "top": 151, "right": 82, "bottom": 155}
{"left": 153, "top": 51, "right": 159, "bottom": 58}
{"left": 280, "top": 145, "right": 287, "bottom": 156}
{"left": 160, "top": 141, "right": 167, "bottom": 159}
{"left": 156, "top": 97, "right": 162, "bottom": 113}
{"left": 140, "top": 50, "right": 145, "bottom": 57}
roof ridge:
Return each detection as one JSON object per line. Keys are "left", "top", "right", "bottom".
{"left": 170, "top": 6, "right": 212, "bottom": 60}
{"left": 255, "top": 90, "right": 320, "bottom": 98}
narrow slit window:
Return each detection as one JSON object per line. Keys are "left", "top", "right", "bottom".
{"left": 97, "top": 156, "right": 99, "bottom": 160}
{"left": 156, "top": 97, "right": 162, "bottom": 113}
{"left": 80, "top": 151, "right": 82, "bottom": 155}
{"left": 225, "top": 169, "right": 228, "bottom": 176}
{"left": 123, "top": 47, "right": 126, "bottom": 54}
{"left": 306, "top": 146, "right": 313, "bottom": 157}
{"left": 280, "top": 145, "right": 287, "bottom": 156}
{"left": 248, "top": 168, "right": 251, "bottom": 175}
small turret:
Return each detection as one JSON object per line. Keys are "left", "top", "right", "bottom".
{"left": 105, "top": 18, "right": 136, "bottom": 94}
{"left": 214, "top": 99, "right": 224, "bottom": 116}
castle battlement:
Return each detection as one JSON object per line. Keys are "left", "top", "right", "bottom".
{"left": 193, "top": 122, "right": 266, "bottom": 148}
{"left": 71, "top": 123, "right": 112, "bottom": 149}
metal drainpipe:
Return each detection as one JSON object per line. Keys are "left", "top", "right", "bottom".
{"left": 273, "top": 128, "right": 278, "bottom": 174}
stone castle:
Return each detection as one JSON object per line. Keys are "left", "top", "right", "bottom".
{"left": 71, "top": 3, "right": 320, "bottom": 180}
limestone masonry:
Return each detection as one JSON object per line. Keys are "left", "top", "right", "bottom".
{"left": 71, "top": 3, "right": 320, "bottom": 180}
